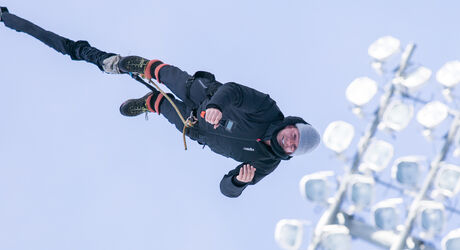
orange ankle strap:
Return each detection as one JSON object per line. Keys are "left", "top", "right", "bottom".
{"left": 144, "top": 60, "right": 160, "bottom": 80}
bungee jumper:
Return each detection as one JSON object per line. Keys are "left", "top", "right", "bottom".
{"left": 0, "top": 7, "right": 320, "bottom": 198}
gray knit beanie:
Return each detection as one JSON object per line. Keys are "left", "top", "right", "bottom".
{"left": 293, "top": 123, "right": 321, "bottom": 156}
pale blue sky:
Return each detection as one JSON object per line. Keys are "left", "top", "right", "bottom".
{"left": 0, "top": 1, "right": 459, "bottom": 250}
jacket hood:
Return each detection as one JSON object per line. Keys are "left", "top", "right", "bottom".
{"left": 263, "top": 116, "right": 308, "bottom": 160}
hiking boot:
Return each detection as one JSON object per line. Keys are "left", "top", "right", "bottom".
{"left": 118, "top": 56, "right": 150, "bottom": 74}
{"left": 119, "top": 92, "right": 152, "bottom": 117}
{"left": 0, "top": 7, "right": 9, "bottom": 22}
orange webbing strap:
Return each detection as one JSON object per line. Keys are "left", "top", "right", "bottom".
{"left": 154, "top": 93, "right": 164, "bottom": 115}
{"left": 145, "top": 94, "right": 155, "bottom": 113}
{"left": 154, "top": 64, "right": 168, "bottom": 83}
{"left": 144, "top": 60, "right": 160, "bottom": 80}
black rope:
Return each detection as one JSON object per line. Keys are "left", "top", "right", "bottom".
{"left": 129, "top": 73, "right": 156, "bottom": 92}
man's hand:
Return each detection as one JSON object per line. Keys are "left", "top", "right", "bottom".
{"left": 205, "top": 108, "right": 222, "bottom": 129}
{"left": 236, "top": 164, "right": 256, "bottom": 183}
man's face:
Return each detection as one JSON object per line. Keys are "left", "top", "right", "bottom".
{"left": 276, "top": 125, "right": 300, "bottom": 154}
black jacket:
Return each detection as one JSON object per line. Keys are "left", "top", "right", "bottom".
{"left": 188, "top": 82, "right": 307, "bottom": 197}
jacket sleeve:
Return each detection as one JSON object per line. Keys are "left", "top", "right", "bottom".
{"left": 207, "top": 82, "right": 277, "bottom": 114}
{"left": 220, "top": 159, "right": 281, "bottom": 198}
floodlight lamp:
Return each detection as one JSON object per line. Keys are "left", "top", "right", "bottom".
{"left": 391, "top": 156, "right": 424, "bottom": 188}
{"left": 348, "top": 174, "right": 374, "bottom": 210}
{"left": 320, "top": 225, "right": 351, "bottom": 250}
{"left": 299, "top": 171, "right": 334, "bottom": 204}
{"left": 372, "top": 198, "right": 403, "bottom": 231}
{"left": 416, "top": 101, "right": 449, "bottom": 129}
{"left": 381, "top": 100, "right": 414, "bottom": 131}
{"left": 361, "top": 139, "right": 394, "bottom": 172}
{"left": 454, "top": 131, "right": 460, "bottom": 157}
{"left": 368, "top": 36, "right": 401, "bottom": 61}
{"left": 323, "top": 121, "right": 355, "bottom": 153}
{"left": 275, "top": 219, "right": 304, "bottom": 250}
{"left": 434, "top": 163, "right": 460, "bottom": 198}
{"left": 418, "top": 201, "right": 445, "bottom": 236}
{"left": 345, "top": 77, "right": 378, "bottom": 106}
{"left": 442, "top": 228, "right": 460, "bottom": 250}
{"left": 436, "top": 60, "right": 460, "bottom": 88}
{"left": 400, "top": 66, "right": 432, "bottom": 92}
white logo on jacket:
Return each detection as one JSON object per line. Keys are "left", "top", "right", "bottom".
{"left": 243, "top": 147, "right": 255, "bottom": 152}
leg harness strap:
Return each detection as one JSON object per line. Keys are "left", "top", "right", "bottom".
{"left": 145, "top": 93, "right": 165, "bottom": 115}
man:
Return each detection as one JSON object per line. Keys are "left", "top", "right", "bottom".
{"left": 0, "top": 7, "right": 320, "bottom": 198}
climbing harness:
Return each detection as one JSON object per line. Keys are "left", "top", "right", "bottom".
{"left": 129, "top": 73, "right": 197, "bottom": 150}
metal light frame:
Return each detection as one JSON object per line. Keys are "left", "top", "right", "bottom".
{"left": 442, "top": 228, "right": 460, "bottom": 250}
{"left": 323, "top": 121, "right": 355, "bottom": 154}
{"left": 391, "top": 156, "right": 425, "bottom": 189}
{"left": 299, "top": 171, "right": 335, "bottom": 204}
{"left": 372, "top": 198, "right": 403, "bottom": 231}
{"left": 275, "top": 219, "right": 305, "bottom": 250}
{"left": 320, "top": 225, "right": 352, "bottom": 250}
{"left": 433, "top": 162, "right": 460, "bottom": 198}
{"left": 380, "top": 100, "right": 414, "bottom": 131}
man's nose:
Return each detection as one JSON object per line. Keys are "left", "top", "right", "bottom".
{"left": 285, "top": 137, "right": 294, "bottom": 146}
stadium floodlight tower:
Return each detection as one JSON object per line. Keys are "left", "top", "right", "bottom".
{"left": 416, "top": 101, "right": 450, "bottom": 140}
{"left": 345, "top": 77, "right": 378, "bottom": 117}
{"left": 307, "top": 39, "right": 416, "bottom": 250}
{"left": 372, "top": 198, "right": 403, "bottom": 231}
{"left": 319, "top": 225, "right": 351, "bottom": 250}
{"left": 442, "top": 228, "right": 460, "bottom": 250}
{"left": 275, "top": 219, "right": 307, "bottom": 250}
{"left": 391, "top": 156, "right": 425, "bottom": 189}
{"left": 299, "top": 171, "right": 335, "bottom": 205}
{"left": 436, "top": 60, "right": 460, "bottom": 102}
{"left": 390, "top": 106, "right": 460, "bottom": 250}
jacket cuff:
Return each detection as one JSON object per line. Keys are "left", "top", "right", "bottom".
{"left": 205, "top": 103, "right": 222, "bottom": 112}
{"left": 232, "top": 176, "right": 248, "bottom": 187}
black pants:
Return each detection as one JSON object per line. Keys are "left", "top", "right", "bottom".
{"left": 2, "top": 12, "right": 212, "bottom": 136}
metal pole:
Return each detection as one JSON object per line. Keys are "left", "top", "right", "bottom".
{"left": 341, "top": 212, "right": 436, "bottom": 250}
{"left": 307, "top": 44, "right": 417, "bottom": 250}
{"left": 390, "top": 112, "right": 460, "bottom": 250}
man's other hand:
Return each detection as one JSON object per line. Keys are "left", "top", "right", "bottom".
{"left": 205, "top": 108, "right": 222, "bottom": 129}
{"left": 236, "top": 164, "right": 256, "bottom": 183}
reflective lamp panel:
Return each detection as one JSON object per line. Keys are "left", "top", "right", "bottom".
{"left": 418, "top": 201, "right": 445, "bottom": 236}
{"left": 299, "top": 171, "right": 333, "bottom": 204}
{"left": 362, "top": 139, "right": 394, "bottom": 172}
{"left": 400, "top": 66, "right": 432, "bottom": 91}
{"left": 274, "top": 219, "right": 304, "bottom": 250}
{"left": 442, "top": 228, "right": 460, "bottom": 250}
{"left": 348, "top": 174, "right": 375, "bottom": 210}
{"left": 372, "top": 198, "right": 403, "bottom": 231}
{"left": 345, "top": 77, "right": 378, "bottom": 106}
{"left": 323, "top": 121, "right": 355, "bottom": 153}
{"left": 416, "top": 101, "right": 449, "bottom": 129}
{"left": 391, "top": 156, "right": 424, "bottom": 188}
{"left": 434, "top": 163, "right": 460, "bottom": 198}
{"left": 320, "top": 225, "right": 351, "bottom": 250}
{"left": 436, "top": 60, "right": 460, "bottom": 88}
{"left": 455, "top": 131, "right": 460, "bottom": 157}
{"left": 381, "top": 100, "right": 414, "bottom": 131}
{"left": 368, "top": 36, "right": 401, "bottom": 61}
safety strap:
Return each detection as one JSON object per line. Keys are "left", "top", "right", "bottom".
{"left": 144, "top": 60, "right": 161, "bottom": 80}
